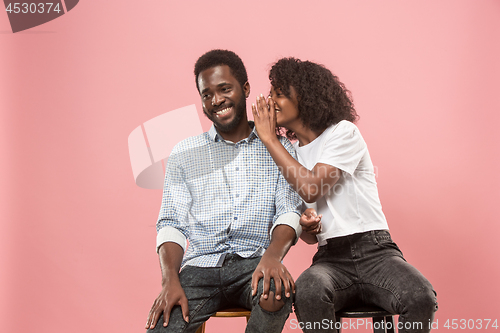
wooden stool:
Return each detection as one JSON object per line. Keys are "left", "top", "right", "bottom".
{"left": 335, "top": 306, "right": 395, "bottom": 333}
{"left": 195, "top": 308, "right": 251, "bottom": 333}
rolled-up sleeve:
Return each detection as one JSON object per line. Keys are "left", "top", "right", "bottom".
{"left": 270, "top": 212, "right": 301, "bottom": 243}
{"left": 156, "top": 149, "right": 191, "bottom": 252}
{"left": 156, "top": 226, "right": 188, "bottom": 252}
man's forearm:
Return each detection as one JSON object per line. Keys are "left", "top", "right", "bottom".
{"left": 265, "top": 224, "right": 296, "bottom": 261}
{"left": 251, "top": 224, "right": 297, "bottom": 300}
{"left": 158, "top": 242, "right": 184, "bottom": 286}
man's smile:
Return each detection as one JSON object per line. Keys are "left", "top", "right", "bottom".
{"left": 215, "top": 106, "right": 232, "bottom": 117}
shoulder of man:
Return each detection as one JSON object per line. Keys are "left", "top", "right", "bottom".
{"left": 276, "top": 135, "right": 296, "bottom": 154}
{"left": 170, "top": 131, "right": 211, "bottom": 155}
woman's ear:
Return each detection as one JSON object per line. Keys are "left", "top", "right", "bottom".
{"left": 290, "top": 85, "right": 301, "bottom": 103}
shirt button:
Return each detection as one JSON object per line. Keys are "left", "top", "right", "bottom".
{"left": 235, "top": 167, "right": 239, "bottom": 171}
{"left": 234, "top": 217, "right": 238, "bottom": 220}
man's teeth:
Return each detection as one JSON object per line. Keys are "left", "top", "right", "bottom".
{"left": 216, "top": 107, "right": 231, "bottom": 116}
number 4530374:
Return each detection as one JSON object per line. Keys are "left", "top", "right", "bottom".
{"left": 5, "top": 3, "right": 61, "bottom": 14}
{"left": 444, "top": 319, "right": 498, "bottom": 330}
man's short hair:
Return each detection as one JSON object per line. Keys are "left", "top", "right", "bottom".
{"left": 194, "top": 49, "right": 248, "bottom": 93}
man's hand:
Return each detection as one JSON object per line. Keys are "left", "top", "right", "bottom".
{"left": 145, "top": 280, "right": 189, "bottom": 329}
{"left": 251, "top": 254, "right": 295, "bottom": 301}
{"left": 300, "top": 208, "right": 322, "bottom": 235}
{"left": 145, "top": 242, "right": 188, "bottom": 330}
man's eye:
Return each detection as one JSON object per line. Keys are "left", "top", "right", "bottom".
{"left": 202, "top": 94, "right": 210, "bottom": 100}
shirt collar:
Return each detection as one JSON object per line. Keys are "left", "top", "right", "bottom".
{"left": 208, "top": 121, "right": 258, "bottom": 143}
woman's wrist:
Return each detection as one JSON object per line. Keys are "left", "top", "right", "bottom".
{"left": 260, "top": 133, "right": 280, "bottom": 146}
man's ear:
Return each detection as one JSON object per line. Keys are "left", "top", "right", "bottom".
{"left": 243, "top": 82, "right": 250, "bottom": 98}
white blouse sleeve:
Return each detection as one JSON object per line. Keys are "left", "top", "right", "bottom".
{"left": 317, "top": 121, "right": 367, "bottom": 175}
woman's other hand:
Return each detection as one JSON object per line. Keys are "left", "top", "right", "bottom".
{"left": 300, "top": 208, "right": 322, "bottom": 235}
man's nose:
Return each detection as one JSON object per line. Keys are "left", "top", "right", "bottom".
{"left": 212, "top": 93, "right": 225, "bottom": 106}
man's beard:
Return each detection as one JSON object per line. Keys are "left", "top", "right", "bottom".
{"left": 204, "top": 95, "right": 247, "bottom": 133}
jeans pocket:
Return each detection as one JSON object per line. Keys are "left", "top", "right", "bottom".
{"left": 374, "top": 232, "right": 405, "bottom": 259}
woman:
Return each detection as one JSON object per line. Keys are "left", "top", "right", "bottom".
{"left": 252, "top": 58, "right": 437, "bottom": 333}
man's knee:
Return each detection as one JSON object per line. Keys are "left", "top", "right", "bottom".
{"left": 405, "top": 285, "right": 438, "bottom": 314}
{"left": 259, "top": 291, "right": 285, "bottom": 312}
{"left": 294, "top": 270, "right": 330, "bottom": 307}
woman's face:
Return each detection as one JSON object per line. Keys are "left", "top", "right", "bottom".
{"left": 269, "top": 85, "right": 300, "bottom": 129}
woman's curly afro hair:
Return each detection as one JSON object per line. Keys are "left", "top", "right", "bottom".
{"left": 269, "top": 58, "right": 359, "bottom": 140}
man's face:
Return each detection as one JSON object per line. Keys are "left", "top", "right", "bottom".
{"left": 197, "top": 65, "right": 249, "bottom": 133}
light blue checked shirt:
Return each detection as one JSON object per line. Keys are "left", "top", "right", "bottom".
{"left": 156, "top": 122, "right": 302, "bottom": 268}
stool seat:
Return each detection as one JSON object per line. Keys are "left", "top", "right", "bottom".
{"left": 195, "top": 307, "right": 251, "bottom": 333}
{"left": 335, "top": 305, "right": 395, "bottom": 333}
{"left": 212, "top": 307, "right": 251, "bottom": 317}
{"left": 336, "top": 305, "right": 393, "bottom": 318}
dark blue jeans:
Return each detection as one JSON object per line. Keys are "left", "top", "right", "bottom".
{"left": 147, "top": 254, "right": 293, "bottom": 333}
{"left": 294, "top": 230, "right": 438, "bottom": 333}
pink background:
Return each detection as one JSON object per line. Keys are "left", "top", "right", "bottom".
{"left": 1, "top": 1, "right": 499, "bottom": 332}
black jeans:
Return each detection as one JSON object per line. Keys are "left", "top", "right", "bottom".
{"left": 294, "top": 230, "right": 438, "bottom": 332}
{"left": 147, "top": 254, "right": 293, "bottom": 333}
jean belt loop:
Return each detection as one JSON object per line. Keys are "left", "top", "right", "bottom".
{"left": 371, "top": 230, "right": 379, "bottom": 245}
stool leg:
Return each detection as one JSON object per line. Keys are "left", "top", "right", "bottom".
{"left": 385, "top": 316, "right": 395, "bottom": 333}
{"left": 195, "top": 321, "right": 205, "bottom": 333}
{"left": 373, "top": 316, "right": 386, "bottom": 333}
{"left": 336, "top": 318, "right": 342, "bottom": 333}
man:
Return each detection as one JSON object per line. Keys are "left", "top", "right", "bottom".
{"left": 145, "top": 49, "right": 303, "bottom": 333}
